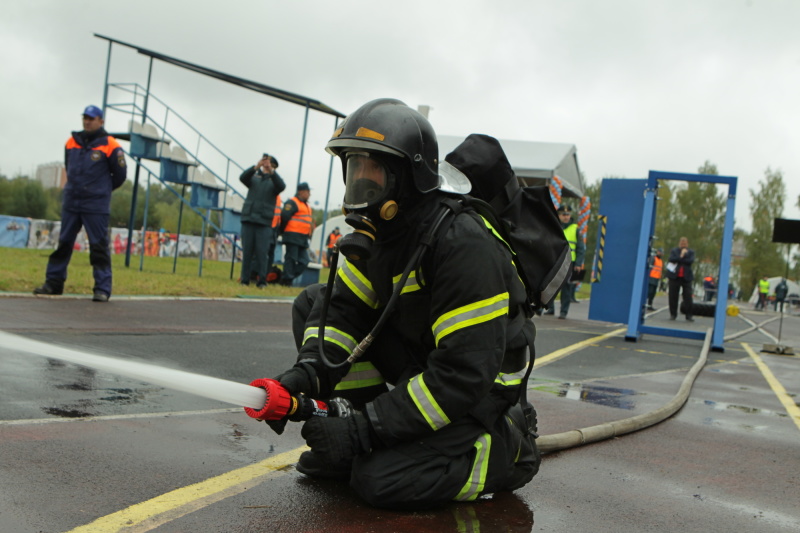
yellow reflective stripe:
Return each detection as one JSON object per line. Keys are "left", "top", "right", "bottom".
{"left": 454, "top": 433, "right": 492, "bottom": 501}
{"left": 478, "top": 215, "right": 524, "bottom": 288}
{"left": 302, "top": 325, "right": 358, "bottom": 355}
{"left": 392, "top": 270, "right": 421, "bottom": 295}
{"left": 407, "top": 374, "right": 450, "bottom": 430}
{"left": 339, "top": 259, "right": 379, "bottom": 309}
{"left": 432, "top": 293, "right": 509, "bottom": 346}
{"left": 334, "top": 361, "right": 385, "bottom": 390}
{"left": 479, "top": 215, "right": 514, "bottom": 255}
{"left": 494, "top": 366, "right": 528, "bottom": 387}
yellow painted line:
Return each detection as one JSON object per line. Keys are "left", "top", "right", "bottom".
{"left": 67, "top": 446, "right": 307, "bottom": 533}
{"left": 534, "top": 327, "right": 626, "bottom": 368}
{"left": 742, "top": 342, "right": 800, "bottom": 433}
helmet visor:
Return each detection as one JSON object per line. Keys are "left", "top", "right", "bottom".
{"left": 343, "top": 153, "right": 391, "bottom": 209}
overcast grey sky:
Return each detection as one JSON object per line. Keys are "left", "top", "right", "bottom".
{"left": 2, "top": 0, "right": 798, "bottom": 232}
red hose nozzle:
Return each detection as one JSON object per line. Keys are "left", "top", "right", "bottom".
{"left": 244, "top": 378, "right": 294, "bottom": 420}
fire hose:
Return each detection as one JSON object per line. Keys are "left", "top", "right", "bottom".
{"left": 1, "top": 328, "right": 712, "bottom": 453}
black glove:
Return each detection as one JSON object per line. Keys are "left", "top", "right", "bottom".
{"left": 300, "top": 403, "right": 372, "bottom": 464}
{"left": 265, "top": 418, "right": 289, "bottom": 435}
{"left": 273, "top": 366, "right": 312, "bottom": 395}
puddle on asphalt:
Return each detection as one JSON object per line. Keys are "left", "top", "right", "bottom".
{"left": 701, "top": 399, "right": 789, "bottom": 418}
{"left": 532, "top": 381, "right": 640, "bottom": 410}
{"left": 42, "top": 407, "right": 93, "bottom": 418}
{"left": 40, "top": 359, "right": 166, "bottom": 418}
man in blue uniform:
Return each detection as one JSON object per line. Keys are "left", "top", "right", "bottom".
{"left": 258, "top": 99, "right": 540, "bottom": 510}
{"left": 34, "top": 105, "right": 127, "bottom": 302}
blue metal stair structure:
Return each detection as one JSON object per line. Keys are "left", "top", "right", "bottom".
{"left": 104, "top": 82, "right": 247, "bottom": 275}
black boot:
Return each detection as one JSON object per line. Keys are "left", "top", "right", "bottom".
{"left": 296, "top": 450, "right": 352, "bottom": 480}
{"left": 33, "top": 281, "right": 63, "bottom": 296}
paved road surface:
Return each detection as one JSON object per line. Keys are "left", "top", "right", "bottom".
{"left": 1, "top": 293, "right": 798, "bottom": 532}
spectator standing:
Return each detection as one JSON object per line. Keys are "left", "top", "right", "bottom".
{"left": 646, "top": 248, "right": 663, "bottom": 311}
{"left": 325, "top": 227, "right": 341, "bottom": 267}
{"left": 239, "top": 154, "right": 285, "bottom": 287}
{"left": 756, "top": 276, "right": 770, "bottom": 310}
{"left": 280, "top": 182, "right": 314, "bottom": 286}
{"left": 665, "top": 236, "right": 695, "bottom": 321}
{"left": 774, "top": 278, "right": 789, "bottom": 312}
{"left": 703, "top": 276, "right": 716, "bottom": 302}
{"left": 544, "top": 205, "right": 585, "bottom": 319}
{"left": 264, "top": 194, "right": 283, "bottom": 283}
{"left": 33, "top": 105, "right": 127, "bottom": 302}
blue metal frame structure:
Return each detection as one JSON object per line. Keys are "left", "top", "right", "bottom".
{"left": 94, "top": 34, "right": 345, "bottom": 275}
{"left": 624, "top": 171, "right": 738, "bottom": 352}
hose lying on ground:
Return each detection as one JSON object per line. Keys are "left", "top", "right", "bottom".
{"left": 536, "top": 328, "right": 711, "bottom": 454}
{"left": 724, "top": 314, "right": 780, "bottom": 343}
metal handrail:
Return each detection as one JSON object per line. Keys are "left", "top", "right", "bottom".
{"left": 106, "top": 82, "right": 246, "bottom": 206}
{"left": 132, "top": 159, "right": 242, "bottom": 275}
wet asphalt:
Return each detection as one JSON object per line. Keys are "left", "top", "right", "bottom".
{"left": 1, "top": 292, "right": 799, "bottom": 533}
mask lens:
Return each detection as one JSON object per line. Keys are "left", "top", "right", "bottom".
{"left": 344, "top": 154, "right": 388, "bottom": 209}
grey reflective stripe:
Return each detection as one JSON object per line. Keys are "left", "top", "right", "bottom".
{"left": 432, "top": 293, "right": 509, "bottom": 346}
{"left": 393, "top": 269, "right": 421, "bottom": 294}
{"left": 541, "top": 251, "right": 572, "bottom": 304}
{"left": 454, "top": 433, "right": 492, "bottom": 501}
{"left": 495, "top": 365, "right": 528, "bottom": 387}
{"left": 302, "top": 326, "right": 358, "bottom": 355}
{"left": 339, "top": 259, "right": 379, "bottom": 309}
{"left": 334, "top": 361, "right": 385, "bottom": 390}
{"left": 407, "top": 374, "right": 451, "bottom": 430}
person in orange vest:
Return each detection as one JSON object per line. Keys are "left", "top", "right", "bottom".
{"left": 646, "top": 248, "right": 663, "bottom": 311}
{"left": 325, "top": 227, "right": 341, "bottom": 267}
{"left": 263, "top": 194, "right": 283, "bottom": 282}
{"left": 703, "top": 276, "right": 716, "bottom": 302}
{"left": 279, "top": 182, "right": 314, "bottom": 286}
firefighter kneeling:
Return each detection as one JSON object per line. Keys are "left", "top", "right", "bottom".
{"left": 255, "top": 99, "right": 540, "bottom": 510}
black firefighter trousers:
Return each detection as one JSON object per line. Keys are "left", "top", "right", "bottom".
{"left": 291, "top": 284, "right": 541, "bottom": 510}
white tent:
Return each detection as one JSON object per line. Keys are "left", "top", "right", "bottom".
{"left": 747, "top": 277, "right": 799, "bottom": 305}
{"left": 438, "top": 135, "right": 585, "bottom": 199}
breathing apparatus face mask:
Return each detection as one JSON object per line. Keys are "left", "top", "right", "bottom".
{"left": 338, "top": 152, "right": 401, "bottom": 261}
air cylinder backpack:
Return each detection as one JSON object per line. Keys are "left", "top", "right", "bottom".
{"left": 438, "top": 133, "right": 572, "bottom": 313}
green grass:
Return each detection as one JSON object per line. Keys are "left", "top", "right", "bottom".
{"left": 0, "top": 247, "right": 325, "bottom": 298}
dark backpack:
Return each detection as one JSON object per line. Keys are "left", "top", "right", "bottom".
{"left": 440, "top": 134, "right": 572, "bottom": 310}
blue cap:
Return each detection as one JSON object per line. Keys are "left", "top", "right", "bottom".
{"left": 297, "top": 182, "right": 310, "bottom": 192}
{"left": 83, "top": 105, "right": 103, "bottom": 119}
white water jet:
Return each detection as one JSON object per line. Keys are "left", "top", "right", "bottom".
{"left": 0, "top": 331, "right": 267, "bottom": 409}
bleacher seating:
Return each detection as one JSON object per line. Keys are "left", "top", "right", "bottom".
{"left": 220, "top": 193, "right": 244, "bottom": 234}
{"left": 159, "top": 144, "right": 195, "bottom": 184}
{"left": 225, "top": 193, "right": 245, "bottom": 212}
{"left": 189, "top": 168, "right": 225, "bottom": 209}
{"left": 128, "top": 120, "right": 165, "bottom": 160}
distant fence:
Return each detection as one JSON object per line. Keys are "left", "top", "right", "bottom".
{"left": 0, "top": 214, "right": 237, "bottom": 262}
